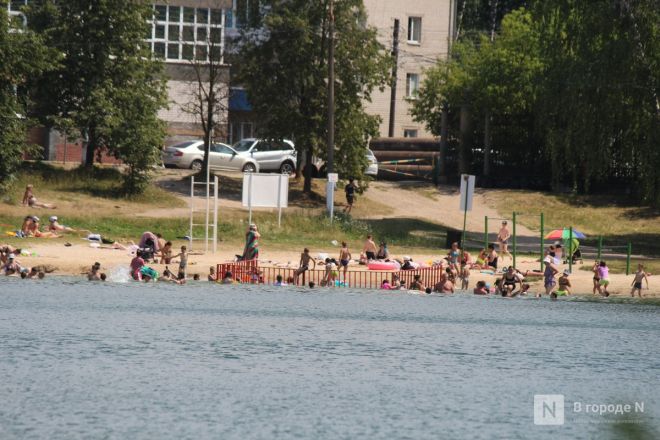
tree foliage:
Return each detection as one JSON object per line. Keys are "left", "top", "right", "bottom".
{"left": 0, "top": 6, "right": 54, "bottom": 194}
{"left": 26, "top": 0, "right": 168, "bottom": 194}
{"left": 412, "top": 1, "right": 660, "bottom": 206}
{"left": 236, "top": 0, "right": 391, "bottom": 192}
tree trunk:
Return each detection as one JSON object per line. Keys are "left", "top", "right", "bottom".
{"left": 437, "top": 103, "right": 449, "bottom": 182}
{"left": 303, "top": 142, "right": 313, "bottom": 193}
{"left": 201, "top": 94, "right": 214, "bottom": 182}
{"left": 458, "top": 104, "right": 471, "bottom": 175}
{"left": 483, "top": 109, "right": 491, "bottom": 183}
{"left": 84, "top": 129, "right": 95, "bottom": 167}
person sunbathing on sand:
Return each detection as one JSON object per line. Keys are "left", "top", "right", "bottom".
{"left": 26, "top": 216, "right": 59, "bottom": 238}
{"left": 48, "top": 216, "right": 76, "bottom": 233}
{"left": 22, "top": 185, "right": 56, "bottom": 209}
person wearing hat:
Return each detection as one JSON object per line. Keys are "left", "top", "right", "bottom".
{"left": 241, "top": 224, "right": 260, "bottom": 261}
{"left": 556, "top": 270, "right": 572, "bottom": 296}
{"left": 3, "top": 253, "right": 22, "bottom": 275}
{"left": 48, "top": 216, "right": 75, "bottom": 233}
{"left": 26, "top": 216, "right": 59, "bottom": 238}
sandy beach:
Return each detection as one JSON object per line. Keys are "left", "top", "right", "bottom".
{"left": 8, "top": 240, "right": 656, "bottom": 297}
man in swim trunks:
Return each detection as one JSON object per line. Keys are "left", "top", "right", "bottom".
{"left": 338, "top": 241, "right": 352, "bottom": 280}
{"left": 630, "top": 264, "right": 649, "bottom": 297}
{"left": 363, "top": 235, "right": 377, "bottom": 261}
{"left": 497, "top": 221, "right": 512, "bottom": 260}
{"left": 344, "top": 178, "right": 357, "bottom": 214}
{"left": 294, "top": 248, "right": 315, "bottom": 284}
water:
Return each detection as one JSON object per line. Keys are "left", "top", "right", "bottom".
{"left": 1, "top": 278, "right": 658, "bottom": 439}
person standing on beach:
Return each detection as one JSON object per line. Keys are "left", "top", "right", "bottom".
{"left": 630, "top": 264, "right": 649, "bottom": 297}
{"left": 497, "top": 221, "right": 512, "bottom": 260}
{"left": 338, "top": 241, "right": 352, "bottom": 280}
{"left": 294, "top": 248, "right": 315, "bottom": 284}
{"left": 176, "top": 246, "right": 188, "bottom": 279}
{"left": 362, "top": 235, "right": 377, "bottom": 261}
{"left": 344, "top": 179, "right": 357, "bottom": 214}
{"left": 242, "top": 224, "right": 260, "bottom": 261}
{"left": 597, "top": 261, "right": 611, "bottom": 297}
{"left": 543, "top": 252, "right": 559, "bottom": 296}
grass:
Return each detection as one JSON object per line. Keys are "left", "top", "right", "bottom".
{"left": 578, "top": 259, "right": 660, "bottom": 276}
{"left": 1, "top": 163, "right": 444, "bottom": 255}
{"left": 487, "top": 189, "right": 660, "bottom": 256}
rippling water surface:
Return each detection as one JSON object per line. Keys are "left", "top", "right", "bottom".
{"left": 0, "top": 278, "right": 658, "bottom": 439}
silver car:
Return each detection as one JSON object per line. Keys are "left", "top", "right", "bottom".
{"left": 231, "top": 138, "right": 297, "bottom": 174}
{"left": 162, "top": 140, "right": 260, "bottom": 172}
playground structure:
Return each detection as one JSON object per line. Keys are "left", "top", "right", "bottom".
{"left": 475, "top": 213, "right": 635, "bottom": 275}
{"left": 216, "top": 261, "right": 447, "bottom": 290}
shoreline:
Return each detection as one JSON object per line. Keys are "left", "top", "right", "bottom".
{"left": 4, "top": 241, "right": 657, "bottom": 297}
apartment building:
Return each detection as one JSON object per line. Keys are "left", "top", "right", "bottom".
{"left": 363, "top": 0, "right": 453, "bottom": 138}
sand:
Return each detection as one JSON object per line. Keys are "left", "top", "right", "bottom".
{"left": 9, "top": 241, "right": 656, "bottom": 297}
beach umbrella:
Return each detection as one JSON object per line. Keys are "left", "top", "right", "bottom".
{"left": 544, "top": 228, "right": 586, "bottom": 240}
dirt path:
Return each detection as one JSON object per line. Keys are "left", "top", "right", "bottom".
{"left": 361, "top": 181, "right": 536, "bottom": 236}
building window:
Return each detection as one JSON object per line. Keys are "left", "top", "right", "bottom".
{"left": 407, "top": 16, "right": 422, "bottom": 43}
{"left": 403, "top": 129, "right": 418, "bottom": 138}
{"left": 148, "top": 4, "right": 228, "bottom": 63}
{"left": 406, "top": 73, "right": 420, "bottom": 98}
{"left": 230, "top": 122, "right": 255, "bottom": 144}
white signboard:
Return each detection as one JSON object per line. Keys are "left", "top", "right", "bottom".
{"left": 242, "top": 173, "right": 289, "bottom": 226}
{"left": 328, "top": 173, "right": 339, "bottom": 183}
{"left": 459, "top": 174, "right": 475, "bottom": 211}
{"left": 242, "top": 173, "right": 289, "bottom": 208}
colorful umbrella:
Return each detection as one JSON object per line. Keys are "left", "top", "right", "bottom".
{"left": 544, "top": 228, "right": 586, "bottom": 240}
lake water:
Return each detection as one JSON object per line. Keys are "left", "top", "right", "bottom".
{"left": 0, "top": 278, "right": 658, "bottom": 439}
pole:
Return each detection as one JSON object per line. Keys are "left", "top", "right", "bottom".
{"left": 484, "top": 215, "right": 488, "bottom": 250}
{"left": 460, "top": 176, "right": 469, "bottom": 265}
{"left": 189, "top": 176, "right": 194, "bottom": 251}
{"left": 248, "top": 173, "right": 253, "bottom": 225}
{"left": 326, "top": 0, "right": 335, "bottom": 174}
{"left": 213, "top": 175, "right": 218, "bottom": 253}
{"left": 388, "top": 18, "right": 400, "bottom": 137}
{"left": 626, "top": 242, "right": 632, "bottom": 275}
{"left": 277, "top": 174, "right": 283, "bottom": 227}
{"left": 205, "top": 148, "right": 210, "bottom": 254}
{"left": 597, "top": 235, "right": 603, "bottom": 260}
{"left": 569, "top": 226, "right": 573, "bottom": 273}
{"left": 512, "top": 211, "right": 517, "bottom": 268}
{"left": 540, "top": 212, "right": 544, "bottom": 272}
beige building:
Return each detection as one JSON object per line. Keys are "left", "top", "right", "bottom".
{"left": 362, "top": 0, "right": 454, "bottom": 138}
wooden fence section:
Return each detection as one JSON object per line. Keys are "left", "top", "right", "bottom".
{"left": 216, "top": 261, "right": 446, "bottom": 290}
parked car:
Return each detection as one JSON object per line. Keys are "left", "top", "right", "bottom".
{"left": 231, "top": 138, "right": 297, "bottom": 174}
{"left": 162, "top": 140, "right": 260, "bottom": 172}
{"left": 312, "top": 149, "right": 379, "bottom": 177}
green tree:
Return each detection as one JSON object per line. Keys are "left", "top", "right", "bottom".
{"left": 27, "top": 0, "right": 168, "bottom": 194}
{"left": 0, "top": 6, "right": 54, "bottom": 194}
{"left": 236, "top": 0, "right": 390, "bottom": 192}
{"left": 534, "top": 0, "right": 659, "bottom": 204}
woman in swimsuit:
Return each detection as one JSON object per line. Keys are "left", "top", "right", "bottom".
{"left": 591, "top": 261, "right": 600, "bottom": 294}
{"left": 486, "top": 244, "right": 498, "bottom": 269}
{"left": 499, "top": 266, "right": 519, "bottom": 296}
{"left": 376, "top": 242, "right": 389, "bottom": 260}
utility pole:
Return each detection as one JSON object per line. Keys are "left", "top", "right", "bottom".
{"left": 388, "top": 18, "right": 400, "bottom": 137}
{"left": 326, "top": 0, "right": 335, "bottom": 174}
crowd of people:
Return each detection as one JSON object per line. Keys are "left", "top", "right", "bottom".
{"left": 4, "top": 185, "right": 653, "bottom": 296}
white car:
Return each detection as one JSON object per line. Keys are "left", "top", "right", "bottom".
{"left": 162, "top": 140, "right": 260, "bottom": 172}
{"left": 312, "top": 149, "right": 379, "bottom": 177}
{"left": 231, "top": 138, "right": 298, "bottom": 174}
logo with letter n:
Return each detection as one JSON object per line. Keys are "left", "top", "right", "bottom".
{"left": 534, "top": 394, "right": 565, "bottom": 425}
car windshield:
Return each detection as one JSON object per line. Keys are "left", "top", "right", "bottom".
{"left": 232, "top": 140, "right": 254, "bottom": 152}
